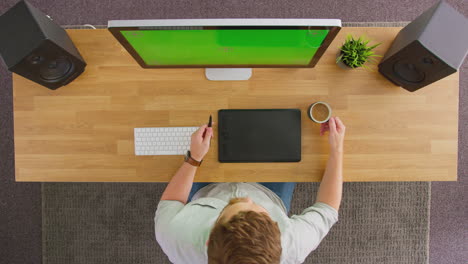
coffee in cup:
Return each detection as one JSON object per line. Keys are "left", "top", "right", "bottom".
{"left": 308, "top": 102, "right": 332, "bottom": 123}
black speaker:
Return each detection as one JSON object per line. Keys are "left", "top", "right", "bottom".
{"left": 378, "top": 1, "right": 468, "bottom": 92}
{"left": 0, "top": 1, "right": 86, "bottom": 90}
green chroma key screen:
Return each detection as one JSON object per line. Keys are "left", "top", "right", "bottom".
{"left": 121, "top": 29, "right": 329, "bottom": 66}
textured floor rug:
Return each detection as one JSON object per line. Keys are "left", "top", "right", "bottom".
{"left": 43, "top": 183, "right": 170, "bottom": 264}
{"left": 290, "top": 182, "right": 429, "bottom": 264}
{"left": 43, "top": 182, "right": 429, "bottom": 264}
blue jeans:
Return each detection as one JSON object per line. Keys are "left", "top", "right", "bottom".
{"left": 188, "top": 182, "right": 296, "bottom": 213}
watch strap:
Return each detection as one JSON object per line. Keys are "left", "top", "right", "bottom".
{"left": 185, "top": 151, "right": 202, "bottom": 167}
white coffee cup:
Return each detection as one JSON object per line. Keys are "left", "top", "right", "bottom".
{"left": 308, "top": 102, "right": 332, "bottom": 123}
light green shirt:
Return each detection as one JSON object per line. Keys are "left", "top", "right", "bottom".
{"left": 154, "top": 183, "right": 338, "bottom": 264}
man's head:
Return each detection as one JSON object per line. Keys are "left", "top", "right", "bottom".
{"left": 207, "top": 197, "right": 282, "bottom": 264}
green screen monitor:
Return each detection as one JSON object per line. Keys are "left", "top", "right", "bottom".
{"left": 108, "top": 19, "right": 341, "bottom": 80}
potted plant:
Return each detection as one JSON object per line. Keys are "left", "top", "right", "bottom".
{"left": 336, "top": 35, "right": 381, "bottom": 70}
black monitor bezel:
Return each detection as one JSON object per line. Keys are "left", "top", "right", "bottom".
{"left": 108, "top": 26, "right": 341, "bottom": 68}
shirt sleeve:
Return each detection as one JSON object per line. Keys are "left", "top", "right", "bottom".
{"left": 289, "top": 202, "right": 339, "bottom": 263}
{"left": 154, "top": 200, "right": 185, "bottom": 261}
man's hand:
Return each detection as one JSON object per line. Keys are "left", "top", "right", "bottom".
{"left": 190, "top": 124, "right": 213, "bottom": 161}
{"left": 320, "top": 117, "right": 345, "bottom": 154}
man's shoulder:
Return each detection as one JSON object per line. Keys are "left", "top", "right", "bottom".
{"left": 155, "top": 198, "right": 226, "bottom": 263}
{"left": 155, "top": 198, "right": 226, "bottom": 236}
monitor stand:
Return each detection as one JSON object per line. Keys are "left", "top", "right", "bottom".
{"left": 205, "top": 68, "right": 252, "bottom": 81}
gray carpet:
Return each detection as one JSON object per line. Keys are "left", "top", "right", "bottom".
{"left": 43, "top": 182, "right": 429, "bottom": 264}
{"left": 291, "top": 183, "right": 429, "bottom": 264}
{"left": 42, "top": 183, "right": 170, "bottom": 264}
{"left": 1, "top": 1, "right": 467, "bottom": 264}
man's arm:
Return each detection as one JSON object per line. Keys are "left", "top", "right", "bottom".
{"left": 316, "top": 117, "right": 346, "bottom": 210}
{"left": 160, "top": 124, "right": 213, "bottom": 204}
{"left": 289, "top": 117, "right": 345, "bottom": 263}
{"left": 160, "top": 162, "right": 198, "bottom": 204}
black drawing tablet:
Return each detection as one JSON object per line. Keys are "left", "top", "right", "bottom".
{"left": 218, "top": 109, "right": 301, "bottom": 163}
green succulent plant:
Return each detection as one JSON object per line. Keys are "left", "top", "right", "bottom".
{"left": 337, "top": 35, "right": 381, "bottom": 69}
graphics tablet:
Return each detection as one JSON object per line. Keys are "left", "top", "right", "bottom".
{"left": 218, "top": 109, "right": 301, "bottom": 162}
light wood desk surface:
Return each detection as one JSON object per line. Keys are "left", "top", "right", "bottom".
{"left": 13, "top": 27, "right": 458, "bottom": 182}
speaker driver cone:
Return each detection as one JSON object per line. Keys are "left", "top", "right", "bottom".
{"left": 40, "top": 58, "right": 73, "bottom": 81}
{"left": 393, "top": 60, "right": 426, "bottom": 83}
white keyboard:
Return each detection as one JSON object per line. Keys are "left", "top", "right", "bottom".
{"left": 134, "top": 127, "right": 198, "bottom": 156}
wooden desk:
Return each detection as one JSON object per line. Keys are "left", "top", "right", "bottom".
{"left": 13, "top": 28, "right": 458, "bottom": 182}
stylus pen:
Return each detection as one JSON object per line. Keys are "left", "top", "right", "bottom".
{"left": 203, "top": 115, "right": 212, "bottom": 138}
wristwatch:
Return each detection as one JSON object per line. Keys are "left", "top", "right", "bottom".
{"left": 185, "top": 151, "right": 203, "bottom": 167}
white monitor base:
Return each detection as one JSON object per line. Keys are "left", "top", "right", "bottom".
{"left": 205, "top": 68, "right": 252, "bottom": 81}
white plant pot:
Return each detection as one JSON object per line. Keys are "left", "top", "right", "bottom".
{"left": 336, "top": 50, "right": 353, "bottom": 70}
